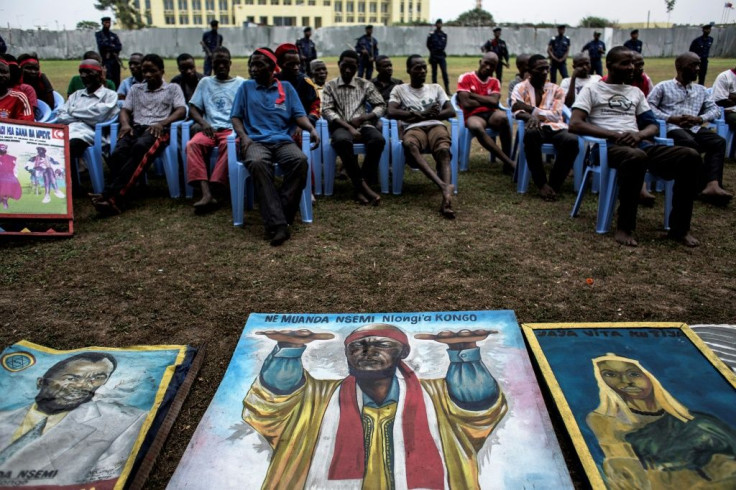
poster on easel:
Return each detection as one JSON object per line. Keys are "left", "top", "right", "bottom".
{"left": 0, "top": 120, "right": 73, "bottom": 236}
{"left": 522, "top": 322, "right": 736, "bottom": 490}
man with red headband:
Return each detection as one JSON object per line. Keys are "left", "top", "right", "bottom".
{"left": 243, "top": 323, "right": 507, "bottom": 489}
{"left": 275, "top": 43, "right": 320, "bottom": 126}
{"left": 231, "top": 47, "right": 320, "bottom": 246}
{"left": 17, "top": 54, "right": 55, "bottom": 108}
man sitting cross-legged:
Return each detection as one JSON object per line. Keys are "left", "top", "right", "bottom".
{"left": 322, "top": 50, "right": 386, "bottom": 205}
{"left": 388, "top": 54, "right": 456, "bottom": 219}
{"left": 570, "top": 46, "right": 701, "bottom": 247}
{"left": 560, "top": 52, "right": 602, "bottom": 107}
{"left": 511, "top": 54, "right": 580, "bottom": 201}
{"left": 648, "top": 52, "right": 732, "bottom": 206}
{"left": 55, "top": 59, "right": 119, "bottom": 195}
{"left": 90, "top": 54, "right": 186, "bottom": 215}
{"left": 457, "top": 51, "right": 515, "bottom": 174}
{"left": 186, "top": 47, "right": 245, "bottom": 212}
{"left": 231, "top": 47, "right": 320, "bottom": 246}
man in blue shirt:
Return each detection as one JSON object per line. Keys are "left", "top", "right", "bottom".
{"left": 95, "top": 17, "right": 122, "bottom": 88}
{"left": 296, "top": 27, "right": 317, "bottom": 76}
{"left": 426, "top": 19, "right": 450, "bottom": 94}
{"left": 201, "top": 20, "right": 223, "bottom": 76}
{"left": 623, "top": 29, "right": 643, "bottom": 54}
{"left": 582, "top": 32, "right": 606, "bottom": 76}
{"left": 547, "top": 24, "right": 570, "bottom": 84}
{"left": 355, "top": 25, "right": 379, "bottom": 79}
{"left": 689, "top": 24, "right": 714, "bottom": 85}
{"left": 230, "top": 47, "right": 320, "bottom": 246}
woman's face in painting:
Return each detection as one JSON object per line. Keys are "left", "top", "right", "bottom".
{"left": 598, "top": 360, "right": 654, "bottom": 401}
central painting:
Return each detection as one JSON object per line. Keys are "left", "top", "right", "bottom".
{"left": 169, "top": 311, "right": 572, "bottom": 489}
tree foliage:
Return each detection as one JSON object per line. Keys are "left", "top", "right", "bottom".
{"left": 578, "top": 16, "right": 618, "bottom": 28}
{"left": 665, "top": 0, "right": 676, "bottom": 13}
{"left": 94, "top": 0, "right": 145, "bottom": 30}
{"left": 446, "top": 9, "right": 495, "bottom": 27}
{"left": 76, "top": 20, "right": 101, "bottom": 30}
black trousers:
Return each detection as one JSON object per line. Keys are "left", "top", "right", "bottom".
{"left": 243, "top": 141, "right": 308, "bottom": 229}
{"left": 430, "top": 55, "right": 450, "bottom": 91}
{"left": 591, "top": 58, "right": 603, "bottom": 76}
{"left": 608, "top": 144, "right": 699, "bottom": 236}
{"left": 494, "top": 64, "right": 504, "bottom": 83}
{"left": 69, "top": 138, "right": 90, "bottom": 195}
{"left": 523, "top": 126, "right": 579, "bottom": 191}
{"left": 668, "top": 128, "right": 725, "bottom": 188}
{"left": 330, "top": 125, "right": 385, "bottom": 187}
{"left": 698, "top": 58, "right": 709, "bottom": 86}
{"left": 358, "top": 56, "right": 373, "bottom": 79}
{"left": 550, "top": 60, "right": 568, "bottom": 84}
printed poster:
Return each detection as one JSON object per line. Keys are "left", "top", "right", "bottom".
{"left": 0, "top": 341, "right": 191, "bottom": 489}
{"left": 170, "top": 311, "right": 572, "bottom": 489}
{"left": 523, "top": 322, "right": 736, "bottom": 490}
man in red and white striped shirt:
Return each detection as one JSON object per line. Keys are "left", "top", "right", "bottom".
{"left": 0, "top": 60, "right": 33, "bottom": 121}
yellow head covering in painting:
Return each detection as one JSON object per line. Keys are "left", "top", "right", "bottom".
{"left": 592, "top": 353, "right": 693, "bottom": 424}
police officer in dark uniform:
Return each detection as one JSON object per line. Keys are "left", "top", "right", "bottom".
{"left": 690, "top": 24, "right": 714, "bottom": 85}
{"left": 482, "top": 27, "right": 510, "bottom": 82}
{"left": 581, "top": 31, "right": 606, "bottom": 76}
{"left": 201, "top": 20, "right": 223, "bottom": 76}
{"left": 95, "top": 17, "right": 122, "bottom": 89}
{"left": 297, "top": 27, "right": 318, "bottom": 76}
{"left": 547, "top": 24, "right": 570, "bottom": 84}
{"left": 427, "top": 19, "right": 450, "bottom": 93}
{"left": 624, "top": 29, "right": 643, "bottom": 53}
{"left": 355, "top": 25, "right": 379, "bottom": 79}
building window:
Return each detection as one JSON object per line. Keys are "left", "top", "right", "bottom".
{"left": 178, "top": 0, "right": 187, "bottom": 9}
{"left": 271, "top": 0, "right": 278, "bottom": 4}
{"left": 165, "top": 14, "right": 175, "bottom": 24}
{"left": 219, "top": 0, "right": 228, "bottom": 8}
{"left": 358, "top": 15, "right": 365, "bottom": 22}
{"left": 206, "top": 0, "right": 215, "bottom": 10}
{"left": 346, "top": 2, "right": 353, "bottom": 12}
{"left": 380, "top": 2, "right": 387, "bottom": 12}
{"left": 260, "top": 15, "right": 268, "bottom": 23}
{"left": 296, "top": 0, "right": 303, "bottom": 4}
{"left": 315, "top": 16, "right": 321, "bottom": 27}
{"left": 179, "top": 13, "right": 189, "bottom": 23}
{"left": 192, "top": 0, "right": 201, "bottom": 8}
{"left": 247, "top": 15, "right": 255, "bottom": 21}
{"left": 323, "top": 0, "right": 330, "bottom": 5}
{"left": 146, "top": 13, "right": 153, "bottom": 24}
{"left": 308, "top": 0, "right": 315, "bottom": 4}
{"left": 133, "top": 0, "right": 140, "bottom": 7}
{"left": 220, "top": 14, "right": 229, "bottom": 23}
{"left": 284, "top": 0, "right": 292, "bottom": 4}
{"left": 416, "top": 1, "right": 420, "bottom": 12}
{"left": 245, "top": 0, "right": 253, "bottom": 3}
{"left": 258, "top": 0, "right": 266, "bottom": 4}
{"left": 145, "top": 0, "right": 151, "bottom": 8}
{"left": 369, "top": 2, "right": 376, "bottom": 12}
{"left": 233, "top": 0, "right": 241, "bottom": 3}
{"left": 207, "top": 13, "right": 216, "bottom": 21}
{"left": 193, "top": 14, "right": 202, "bottom": 23}
{"left": 335, "top": 1, "right": 342, "bottom": 11}
{"left": 357, "top": 2, "right": 364, "bottom": 12}
{"left": 273, "top": 16, "right": 296, "bottom": 25}
{"left": 302, "top": 16, "right": 309, "bottom": 25}
{"left": 164, "top": 0, "right": 174, "bottom": 9}
{"left": 381, "top": 15, "right": 388, "bottom": 23}
{"left": 335, "top": 14, "right": 342, "bottom": 22}
{"left": 347, "top": 15, "right": 354, "bottom": 22}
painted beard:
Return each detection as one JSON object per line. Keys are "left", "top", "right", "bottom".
{"left": 35, "top": 386, "right": 95, "bottom": 415}
{"left": 348, "top": 363, "right": 398, "bottom": 380}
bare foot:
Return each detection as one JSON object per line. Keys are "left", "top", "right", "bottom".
{"left": 360, "top": 181, "right": 381, "bottom": 206}
{"left": 193, "top": 195, "right": 215, "bottom": 208}
{"left": 639, "top": 188, "right": 656, "bottom": 208}
{"left": 440, "top": 184, "right": 456, "bottom": 219}
{"left": 668, "top": 232, "right": 700, "bottom": 247}
{"left": 539, "top": 184, "right": 557, "bottom": 201}
{"left": 615, "top": 229, "right": 638, "bottom": 247}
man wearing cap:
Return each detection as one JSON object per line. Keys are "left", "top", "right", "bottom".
{"left": 201, "top": 20, "right": 223, "bottom": 77}
{"left": 547, "top": 24, "right": 570, "bottom": 84}
{"left": 297, "top": 27, "right": 318, "bottom": 76}
{"left": 482, "top": 27, "right": 510, "bottom": 83}
{"left": 230, "top": 47, "right": 320, "bottom": 246}
{"left": 581, "top": 31, "right": 606, "bottom": 76}
{"left": 243, "top": 323, "right": 507, "bottom": 489}
{"left": 95, "top": 17, "right": 122, "bottom": 89}
{"left": 55, "top": 59, "right": 119, "bottom": 194}
{"left": 689, "top": 24, "right": 714, "bottom": 85}
{"left": 427, "top": 19, "right": 450, "bottom": 94}
{"left": 276, "top": 43, "right": 320, "bottom": 126}
{"left": 355, "top": 25, "right": 379, "bottom": 79}
{"left": 624, "top": 29, "right": 643, "bottom": 54}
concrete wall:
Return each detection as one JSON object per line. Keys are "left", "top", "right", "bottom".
{"left": 3, "top": 25, "right": 735, "bottom": 60}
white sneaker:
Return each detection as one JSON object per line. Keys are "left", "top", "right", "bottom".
{"left": 54, "top": 189, "right": 65, "bottom": 198}
{"left": 42, "top": 194, "right": 51, "bottom": 203}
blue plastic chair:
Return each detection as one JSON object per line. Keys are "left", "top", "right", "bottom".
{"left": 388, "top": 118, "right": 460, "bottom": 195}
{"left": 82, "top": 115, "right": 120, "bottom": 194}
{"left": 35, "top": 100, "right": 52, "bottom": 122}
{"left": 320, "top": 118, "right": 390, "bottom": 196}
{"left": 226, "top": 132, "right": 314, "bottom": 227}
{"left": 450, "top": 93, "right": 513, "bottom": 171}
{"left": 52, "top": 91, "right": 64, "bottom": 110}
{"left": 571, "top": 136, "right": 675, "bottom": 233}
{"left": 180, "top": 120, "right": 218, "bottom": 199}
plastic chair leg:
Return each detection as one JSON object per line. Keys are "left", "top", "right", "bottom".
{"left": 83, "top": 146, "right": 105, "bottom": 194}
{"left": 571, "top": 166, "right": 593, "bottom": 218}
{"left": 663, "top": 179, "right": 674, "bottom": 231}
{"left": 596, "top": 168, "right": 618, "bottom": 234}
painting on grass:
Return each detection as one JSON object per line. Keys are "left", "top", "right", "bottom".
{"left": 523, "top": 322, "right": 736, "bottom": 490}
{"left": 169, "top": 310, "right": 572, "bottom": 489}
{"left": 0, "top": 340, "right": 195, "bottom": 489}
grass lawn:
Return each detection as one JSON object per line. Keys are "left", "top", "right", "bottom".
{"left": 3, "top": 57, "right": 736, "bottom": 488}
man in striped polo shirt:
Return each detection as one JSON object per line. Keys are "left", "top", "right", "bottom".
{"left": 90, "top": 54, "right": 186, "bottom": 215}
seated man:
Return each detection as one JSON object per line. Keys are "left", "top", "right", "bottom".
{"left": 186, "top": 47, "right": 244, "bottom": 211}
{"left": 371, "top": 55, "right": 403, "bottom": 104}
{"left": 90, "top": 54, "right": 186, "bottom": 215}
{"left": 322, "top": 50, "right": 386, "bottom": 205}
{"left": 276, "top": 43, "right": 320, "bottom": 126}
{"left": 457, "top": 51, "right": 515, "bottom": 173}
{"left": 0, "top": 59, "right": 33, "bottom": 121}
{"left": 388, "top": 54, "right": 456, "bottom": 219}
{"left": 231, "top": 47, "right": 320, "bottom": 246}
{"left": 116, "top": 52, "right": 144, "bottom": 100}
{"left": 170, "top": 53, "right": 204, "bottom": 103}
{"left": 0, "top": 55, "right": 36, "bottom": 116}
{"left": 18, "top": 54, "right": 54, "bottom": 108}
{"left": 648, "top": 52, "right": 731, "bottom": 206}
{"left": 570, "top": 46, "right": 701, "bottom": 247}
{"left": 511, "top": 54, "right": 580, "bottom": 201}
{"left": 560, "top": 52, "right": 602, "bottom": 107}
{"left": 67, "top": 51, "right": 117, "bottom": 96}
{"left": 55, "top": 59, "right": 119, "bottom": 194}
{"left": 507, "top": 53, "right": 529, "bottom": 107}
{"left": 712, "top": 63, "right": 736, "bottom": 130}
{"left": 309, "top": 59, "right": 328, "bottom": 100}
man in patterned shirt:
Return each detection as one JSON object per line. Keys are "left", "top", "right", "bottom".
{"left": 511, "top": 54, "right": 580, "bottom": 201}
{"left": 648, "top": 52, "right": 732, "bottom": 206}
{"left": 713, "top": 63, "right": 736, "bottom": 130}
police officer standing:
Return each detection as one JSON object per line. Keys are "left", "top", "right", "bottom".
{"left": 690, "top": 23, "right": 714, "bottom": 85}
{"left": 624, "top": 29, "right": 643, "bottom": 53}
{"left": 95, "top": 16, "right": 122, "bottom": 89}
{"left": 201, "top": 20, "right": 223, "bottom": 76}
{"left": 482, "top": 27, "right": 510, "bottom": 82}
{"left": 427, "top": 19, "right": 450, "bottom": 93}
{"left": 547, "top": 24, "right": 570, "bottom": 84}
{"left": 581, "top": 31, "right": 606, "bottom": 76}
{"left": 355, "top": 25, "right": 379, "bottom": 79}
{"left": 297, "top": 27, "right": 318, "bottom": 76}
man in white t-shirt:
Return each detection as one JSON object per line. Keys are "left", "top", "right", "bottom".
{"left": 560, "top": 52, "right": 602, "bottom": 107}
{"left": 712, "top": 66, "right": 736, "bottom": 130}
{"left": 388, "top": 55, "right": 456, "bottom": 218}
{"left": 570, "top": 46, "right": 700, "bottom": 247}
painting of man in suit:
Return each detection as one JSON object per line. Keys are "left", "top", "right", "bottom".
{"left": 0, "top": 352, "right": 146, "bottom": 487}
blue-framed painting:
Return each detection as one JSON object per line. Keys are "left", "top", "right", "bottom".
{"left": 522, "top": 322, "right": 736, "bottom": 489}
